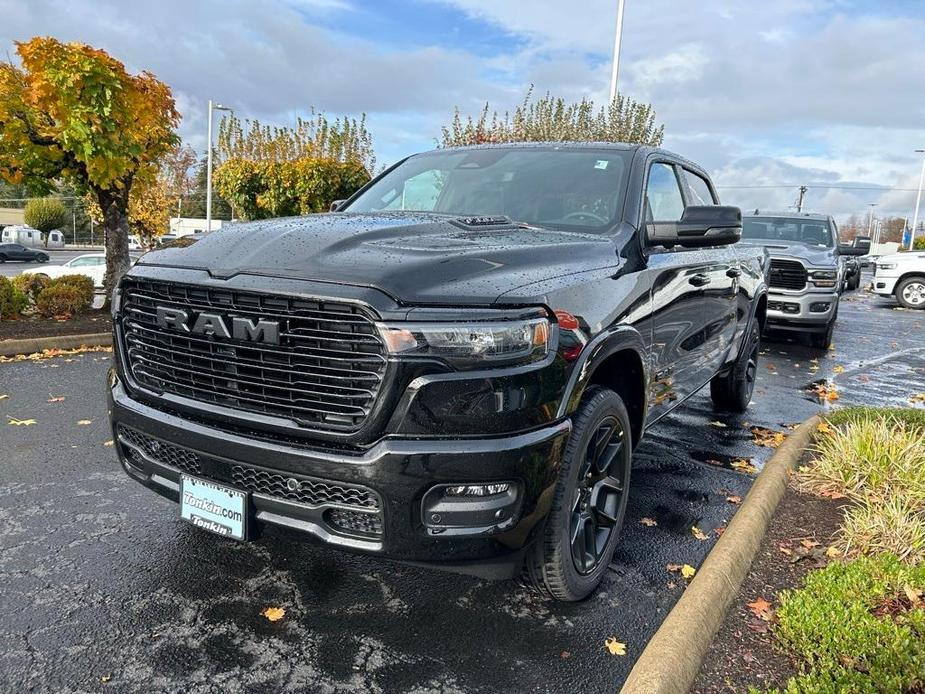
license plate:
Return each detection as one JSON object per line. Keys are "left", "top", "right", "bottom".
{"left": 180, "top": 475, "right": 247, "bottom": 540}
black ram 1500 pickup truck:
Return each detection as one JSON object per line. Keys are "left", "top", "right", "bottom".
{"left": 109, "top": 143, "right": 768, "bottom": 601}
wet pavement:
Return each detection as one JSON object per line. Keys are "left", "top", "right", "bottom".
{"left": 1, "top": 284, "right": 923, "bottom": 693}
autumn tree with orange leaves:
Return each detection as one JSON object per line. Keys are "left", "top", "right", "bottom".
{"left": 0, "top": 37, "right": 180, "bottom": 296}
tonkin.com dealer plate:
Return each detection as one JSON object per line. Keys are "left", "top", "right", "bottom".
{"left": 180, "top": 475, "right": 247, "bottom": 540}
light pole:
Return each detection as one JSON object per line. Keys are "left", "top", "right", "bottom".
{"left": 909, "top": 149, "right": 925, "bottom": 250}
{"left": 206, "top": 100, "right": 232, "bottom": 233}
{"left": 609, "top": 0, "right": 627, "bottom": 102}
{"left": 867, "top": 203, "right": 877, "bottom": 238}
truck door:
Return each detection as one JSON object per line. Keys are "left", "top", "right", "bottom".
{"left": 641, "top": 162, "right": 715, "bottom": 422}
{"left": 680, "top": 168, "right": 739, "bottom": 379}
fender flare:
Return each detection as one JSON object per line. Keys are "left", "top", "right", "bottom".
{"left": 555, "top": 325, "right": 649, "bottom": 420}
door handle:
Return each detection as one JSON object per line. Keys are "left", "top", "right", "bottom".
{"left": 689, "top": 273, "right": 711, "bottom": 287}
{"left": 726, "top": 268, "right": 742, "bottom": 279}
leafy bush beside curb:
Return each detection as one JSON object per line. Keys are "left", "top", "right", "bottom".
{"left": 35, "top": 276, "right": 94, "bottom": 318}
{"left": 0, "top": 276, "right": 28, "bottom": 319}
{"left": 12, "top": 273, "right": 52, "bottom": 305}
{"left": 764, "top": 554, "right": 925, "bottom": 693}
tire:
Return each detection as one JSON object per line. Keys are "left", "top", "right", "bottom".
{"left": 36, "top": 254, "right": 49, "bottom": 263}
{"left": 810, "top": 318, "right": 835, "bottom": 349}
{"left": 0, "top": 254, "right": 6, "bottom": 263}
{"left": 526, "top": 386, "right": 632, "bottom": 602}
{"left": 710, "top": 318, "right": 760, "bottom": 412}
{"left": 895, "top": 276, "right": 925, "bottom": 310}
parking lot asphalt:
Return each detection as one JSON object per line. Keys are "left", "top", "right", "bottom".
{"left": 1, "top": 282, "right": 923, "bottom": 694}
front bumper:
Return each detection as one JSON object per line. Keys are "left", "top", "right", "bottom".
{"left": 765, "top": 289, "right": 838, "bottom": 332}
{"left": 872, "top": 273, "right": 899, "bottom": 296}
{"left": 109, "top": 373, "right": 571, "bottom": 579}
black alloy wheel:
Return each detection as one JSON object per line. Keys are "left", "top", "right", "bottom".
{"left": 570, "top": 416, "right": 628, "bottom": 574}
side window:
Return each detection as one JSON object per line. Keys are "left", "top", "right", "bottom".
{"left": 645, "top": 163, "right": 685, "bottom": 222}
{"left": 684, "top": 170, "right": 716, "bottom": 206}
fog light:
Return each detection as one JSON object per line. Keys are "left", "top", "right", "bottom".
{"left": 445, "top": 483, "right": 511, "bottom": 497}
{"left": 809, "top": 302, "right": 830, "bottom": 313}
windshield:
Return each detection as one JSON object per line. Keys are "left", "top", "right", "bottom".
{"left": 344, "top": 147, "right": 631, "bottom": 230}
{"left": 743, "top": 216, "right": 834, "bottom": 247}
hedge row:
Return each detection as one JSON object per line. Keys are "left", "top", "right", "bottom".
{"left": 1, "top": 273, "right": 95, "bottom": 319}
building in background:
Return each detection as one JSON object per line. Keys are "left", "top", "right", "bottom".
{"left": 169, "top": 217, "right": 226, "bottom": 237}
{"left": 0, "top": 207, "right": 25, "bottom": 227}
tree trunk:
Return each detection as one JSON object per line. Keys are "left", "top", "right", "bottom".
{"left": 97, "top": 185, "right": 132, "bottom": 308}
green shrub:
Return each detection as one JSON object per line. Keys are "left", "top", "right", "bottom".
{"left": 0, "top": 276, "right": 28, "bottom": 319}
{"left": 12, "top": 273, "right": 52, "bottom": 304}
{"left": 827, "top": 406, "right": 925, "bottom": 431}
{"left": 35, "top": 282, "right": 92, "bottom": 318}
{"left": 764, "top": 555, "right": 925, "bottom": 693}
{"left": 49, "top": 273, "right": 96, "bottom": 297}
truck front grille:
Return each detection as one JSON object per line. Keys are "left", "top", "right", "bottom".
{"left": 119, "top": 279, "right": 386, "bottom": 433}
{"left": 768, "top": 259, "right": 807, "bottom": 290}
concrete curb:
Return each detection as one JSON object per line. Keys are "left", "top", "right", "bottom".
{"left": 0, "top": 332, "right": 112, "bottom": 357}
{"left": 621, "top": 414, "right": 822, "bottom": 694}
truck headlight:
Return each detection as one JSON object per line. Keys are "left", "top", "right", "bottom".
{"left": 377, "top": 317, "right": 550, "bottom": 366}
{"left": 876, "top": 263, "right": 897, "bottom": 270}
{"left": 810, "top": 270, "right": 837, "bottom": 287}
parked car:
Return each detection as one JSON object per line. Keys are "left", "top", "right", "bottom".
{"left": 872, "top": 251, "right": 925, "bottom": 309}
{"left": 128, "top": 235, "right": 143, "bottom": 251}
{"left": 739, "top": 212, "right": 868, "bottom": 348}
{"left": 30, "top": 253, "right": 106, "bottom": 287}
{"left": 0, "top": 243, "right": 49, "bottom": 263}
{"left": 108, "top": 143, "right": 768, "bottom": 601}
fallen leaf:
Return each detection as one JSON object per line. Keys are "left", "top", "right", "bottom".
{"left": 714, "top": 526, "right": 726, "bottom": 537}
{"left": 800, "top": 539, "right": 821, "bottom": 549}
{"left": 604, "top": 638, "right": 626, "bottom": 656}
{"left": 833, "top": 365, "right": 845, "bottom": 375}
{"left": 818, "top": 488, "right": 847, "bottom": 500}
{"left": 746, "top": 597, "right": 774, "bottom": 621}
{"left": 666, "top": 563, "right": 683, "bottom": 572}
{"left": 639, "top": 517, "right": 658, "bottom": 527}
{"left": 77, "top": 419, "right": 92, "bottom": 426}
{"left": 731, "top": 458, "right": 758, "bottom": 474}
{"left": 261, "top": 606, "right": 285, "bottom": 622}
{"left": 8, "top": 417, "right": 36, "bottom": 426}
{"left": 560, "top": 651, "right": 571, "bottom": 659}
{"left": 103, "top": 440, "right": 114, "bottom": 447}
{"left": 47, "top": 396, "right": 65, "bottom": 403}
{"left": 904, "top": 584, "right": 923, "bottom": 607}
{"left": 816, "top": 421, "right": 833, "bottom": 435}
{"left": 100, "top": 673, "right": 112, "bottom": 683}
{"left": 0, "top": 394, "right": 8, "bottom": 401}
{"left": 811, "top": 382, "right": 840, "bottom": 402}
{"left": 825, "top": 546, "right": 841, "bottom": 558}
{"left": 691, "top": 526, "right": 709, "bottom": 541}
{"left": 709, "top": 420, "right": 727, "bottom": 428}
{"left": 726, "top": 495, "right": 742, "bottom": 505}
{"left": 750, "top": 426, "right": 786, "bottom": 448}
{"left": 778, "top": 545, "right": 793, "bottom": 556}
{"left": 681, "top": 564, "right": 696, "bottom": 580}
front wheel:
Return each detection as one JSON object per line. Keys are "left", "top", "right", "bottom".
{"left": 0, "top": 254, "right": 6, "bottom": 263}
{"left": 895, "top": 276, "right": 925, "bottom": 309}
{"left": 526, "top": 386, "right": 632, "bottom": 601}
{"left": 810, "top": 318, "right": 835, "bottom": 349}
{"left": 710, "top": 319, "right": 760, "bottom": 412}
{"left": 35, "top": 254, "right": 49, "bottom": 263}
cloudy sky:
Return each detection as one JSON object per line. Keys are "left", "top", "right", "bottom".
{"left": 3, "top": 0, "right": 924, "bottom": 222}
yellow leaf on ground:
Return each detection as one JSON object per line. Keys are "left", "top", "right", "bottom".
{"left": 731, "top": 458, "right": 758, "bottom": 474}
{"left": 604, "top": 638, "right": 626, "bottom": 656}
{"left": 77, "top": 419, "right": 92, "bottom": 426}
{"left": 261, "top": 606, "right": 285, "bottom": 622}
{"left": 0, "top": 394, "right": 8, "bottom": 401}
{"left": 639, "top": 517, "right": 658, "bottom": 527}
{"left": 708, "top": 421, "right": 727, "bottom": 428}
{"left": 816, "top": 421, "right": 833, "bottom": 435}
{"left": 825, "top": 546, "right": 841, "bottom": 558}
{"left": 103, "top": 440, "right": 114, "bottom": 447}
{"left": 832, "top": 365, "right": 845, "bottom": 375}
{"left": 750, "top": 426, "right": 786, "bottom": 448}
{"left": 681, "top": 564, "right": 696, "bottom": 580}
{"left": 691, "top": 526, "right": 709, "bottom": 541}
{"left": 47, "top": 396, "right": 65, "bottom": 403}
{"left": 726, "top": 495, "right": 742, "bottom": 505}
{"left": 8, "top": 417, "right": 36, "bottom": 426}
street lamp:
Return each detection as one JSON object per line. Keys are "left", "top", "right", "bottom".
{"left": 867, "top": 203, "right": 877, "bottom": 238}
{"left": 608, "top": 0, "right": 627, "bottom": 102}
{"left": 206, "top": 100, "right": 232, "bottom": 233}
{"left": 909, "top": 149, "right": 925, "bottom": 250}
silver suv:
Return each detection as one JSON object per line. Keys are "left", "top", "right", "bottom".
{"left": 739, "top": 212, "right": 867, "bottom": 348}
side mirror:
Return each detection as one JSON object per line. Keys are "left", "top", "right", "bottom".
{"left": 647, "top": 205, "right": 742, "bottom": 249}
{"left": 330, "top": 199, "right": 346, "bottom": 212}
{"left": 839, "top": 238, "right": 870, "bottom": 256}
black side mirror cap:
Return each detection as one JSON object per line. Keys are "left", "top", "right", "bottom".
{"left": 647, "top": 205, "right": 742, "bottom": 249}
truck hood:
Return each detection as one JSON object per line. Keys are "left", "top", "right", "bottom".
{"left": 137, "top": 212, "right": 619, "bottom": 304}
{"left": 736, "top": 239, "right": 835, "bottom": 267}
{"left": 875, "top": 251, "right": 925, "bottom": 264}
